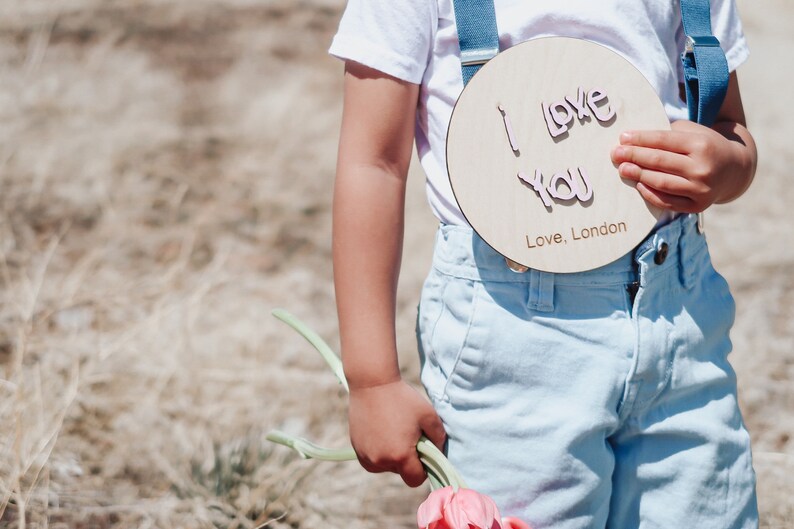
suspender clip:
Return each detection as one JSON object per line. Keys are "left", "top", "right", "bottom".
{"left": 460, "top": 47, "right": 499, "bottom": 67}
{"left": 684, "top": 35, "right": 721, "bottom": 54}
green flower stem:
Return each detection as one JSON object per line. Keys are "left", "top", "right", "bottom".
{"left": 417, "top": 436, "right": 467, "bottom": 490}
{"left": 418, "top": 450, "right": 451, "bottom": 491}
{"left": 266, "top": 431, "right": 356, "bottom": 461}
{"left": 266, "top": 431, "right": 450, "bottom": 490}
{"left": 415, "top": 437, "right": 455, "bottom": 490}
{"left": 426, "top": 469, "right": 445, "bottom": 491}
{"left": 272, "top": 309, "right": 349, "bottom": 392}
{"left": 270, "top": 310, "right": 466, "bottom": 491}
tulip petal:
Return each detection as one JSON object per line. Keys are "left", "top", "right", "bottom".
{"left": 481, "top": 493, "right": 501, "bottom": 527}
{"left": 501, "top": 516, "right": 532, "bottom": 529}
{"left": 454, "top": 488, "right": 489, "bottom": 528}
{"left": 419, "top": 487, "right": 507, "bottom": 529}
{"left": 443, "top": 495, "right": 470, "bottom": 529}
{"left": 418, "top": 486, "right": 454, "bottom": 528}
{"left": 443, "top": 488, "right": 501, "bottom": 529}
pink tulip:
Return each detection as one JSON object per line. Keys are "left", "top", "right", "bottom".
{"left": 417, "top": 486, "right": 502, "bottom": 529}
{"left": 500, "top": 517, "right": 532, "bottom": 529}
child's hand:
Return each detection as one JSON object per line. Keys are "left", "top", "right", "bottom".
{"left": 348, "top": 378, "right": 447, "bottom": 487}
{"left": 610, "top": 119, "right": 755, "bottom": 213}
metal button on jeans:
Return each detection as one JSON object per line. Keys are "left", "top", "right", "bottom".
{"left": 505, "top": 257, "right": 530, "bottom": 273}
{"left": 654, "top": 242, "right": 669, "bottom": 265}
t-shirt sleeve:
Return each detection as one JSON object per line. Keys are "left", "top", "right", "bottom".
{"left": 676, "top": 0, "right": 749, "bottom": 78}
{"left": 711, "top": 0, "right": 750, "bottom": 71}
{"left": 328, "top": 0, "right": 436, "bottom": 84}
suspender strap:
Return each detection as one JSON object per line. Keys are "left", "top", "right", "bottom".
{"left": 452, "top": 0, "right": 728, "bottom": 125}
{"left": 452, "top": 0, "right": 500, "bottom": 85}
{"left": 679, "top": 0, "right": 730, "bottom": 126}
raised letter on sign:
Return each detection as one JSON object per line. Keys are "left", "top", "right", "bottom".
{"left": 548, "top": 171, "right": 577, "bottom": 201}
{"left": 541, "top": 102, "right": 568, "bottom": 138}
{"left": 518, "top": 170, "right": 553, "bottom": 208}
{"left": 498, "top": 105, "right": 520, "bottom": 153}
{"left": 550, "top": 101, "right": 574, "bottom": 129}
{"left": 587, "top": 88, "right": 616, "bottom": 122}
{"left": 573, "top": 167, "right": 594, "bottom": 202}
{"left": 547, "top": 168, "right": 594, "bottom": 203}
{"left": 565, "top": 87, "right": 591, "bottom": 120}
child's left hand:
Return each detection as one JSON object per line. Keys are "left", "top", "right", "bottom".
{"left": 611, "top": 119, "right": 756, "bottom": 213}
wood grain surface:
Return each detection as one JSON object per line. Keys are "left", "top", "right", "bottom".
{"left": 447, "top": 37, "right": 669, "bottom": 273}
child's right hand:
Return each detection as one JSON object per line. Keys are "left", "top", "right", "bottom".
{"left": 348, "top": 378, "right": 447, "bottom": 487}
{"left": 333, "top": 62, "right": 442, "bottom": 486}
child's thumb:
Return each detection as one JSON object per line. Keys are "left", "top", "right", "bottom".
{"left": 421, "top": 411, "right": 448, "bottom": 452}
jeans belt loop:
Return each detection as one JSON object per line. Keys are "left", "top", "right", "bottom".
{"left": 679, "top": 215, "right": 697, "bottom": 291}
{"left": 528, "top": 269, "right": 555, "bottom": 312}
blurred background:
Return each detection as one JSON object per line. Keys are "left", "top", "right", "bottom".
{"left": 0, "top": 0, "right": 791, "bottom": 527}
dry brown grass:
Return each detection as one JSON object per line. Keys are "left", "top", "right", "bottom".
{"left": 0, "top": 0, "right": 791, "bottom": 528}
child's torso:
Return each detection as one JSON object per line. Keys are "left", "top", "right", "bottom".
{"left": 419, "top": 0, "right": 688, "bottom": 225}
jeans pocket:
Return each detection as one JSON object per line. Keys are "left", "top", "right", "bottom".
{"left": 703, "top": 253, "right": 737, "bottom": 329}
{"left": 417, "top": 271, "right": 481, "bottom": 403}
{"left": 683, "top": 248, "right": 737, "bottom": 364}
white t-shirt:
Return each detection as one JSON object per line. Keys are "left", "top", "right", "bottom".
{"left": 329, "top": 0, "right": 749, "bottom": 226}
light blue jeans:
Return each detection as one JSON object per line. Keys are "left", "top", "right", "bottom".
{"left": 417, "top": 214, "right": 758, "bottom": 528}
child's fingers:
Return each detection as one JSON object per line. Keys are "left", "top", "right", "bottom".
{"left": 636, "top": 182, "right": 700, "bottom": 213}
{"left": 617, "top": 163, "right": 697, "bottom": 196}
{"left": 618, "top": 129, "right": 695, "bottom": 153}
{"left": 611, "top": 145, "right": 690, "bottom": 174}
{"left": 420, "top": 412, "right": 448, "bottom": 452}
{"left": 399, "top": 451, "right": 428, "bottom": 488}
{"left": 352, "top": 447, "right": 387, "bottom": 474}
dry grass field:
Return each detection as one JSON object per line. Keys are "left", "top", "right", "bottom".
{"left": 0, "top": 1, "right": 791, "bottom": 528}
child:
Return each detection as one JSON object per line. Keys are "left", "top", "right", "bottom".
{"left": 329, "top": 1, "right": 758, "bottom": 527}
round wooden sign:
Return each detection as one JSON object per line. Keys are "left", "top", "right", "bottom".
{"left": 447, "top": 37, "right": 668, "bottom": 273}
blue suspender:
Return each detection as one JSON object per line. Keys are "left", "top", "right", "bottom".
{"left": 451, "top": 0, "right": 499, "bottom": 85}
{"left": 452, "top": 0, "right": 729, "bottom": 126}
{"left": 679, "top": 0, "right": 730, "bottom": 126}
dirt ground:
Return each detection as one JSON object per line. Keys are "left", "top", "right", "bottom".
{"left": 0, "top": 1, "right": 791, "bottom": 528}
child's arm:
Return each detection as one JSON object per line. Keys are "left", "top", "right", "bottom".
{"left": 333, "top": 61, "right": 447, "bottom": 487}
{"left": 611, "top": 72, "right": 757, "bottom": 212}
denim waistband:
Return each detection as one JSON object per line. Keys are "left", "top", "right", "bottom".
{"left": 431, "top": 213, "right": 707, "bottom": 288}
